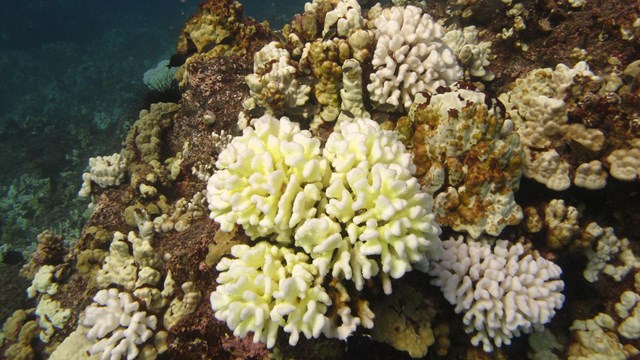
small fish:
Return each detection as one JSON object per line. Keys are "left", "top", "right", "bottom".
{"left": 444, "top": 15, "right": 462, "bottom": 28}
{"left": 285, "top": 107, "right": 306, "bottom": 116}
{"left": 323, "top": 28, "right": 337, "bottom": 41}
{"left": 569, "top": 139, "right": 597, "bottom": 163}
{"left": 168, "top": 37, "right": 198, "bottom": 67}
{"left": 2, "top": 250, "right": 24, "bottom": 265}
{"left": 342, "top": 64, "right": 356, "bottom": 73}
{"left": 273, "top": 30, "right": 287, "bottom": 44}
{"left": 247, "top": 106, "right": 266, "bottom": 118}
{"left": 298, "top": 76, "right": 318, "bottom": 86}
{"left": 372, "top": 112, "right": 390, "bottom": 123}
{"left": 373, "top": 103, "right": 397, "bottom": 112}
{"left": 219, "top": 34, "right": 235, "bottom": 45}
{"left": 342, "top": 110, "right": 355, "bottom": 118}
{"left": 200, "top": 35, "right": 235, "bottom": 53}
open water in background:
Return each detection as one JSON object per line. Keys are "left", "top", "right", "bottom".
{"left": 0, "top": 0, "right": 306, "bottom": 254}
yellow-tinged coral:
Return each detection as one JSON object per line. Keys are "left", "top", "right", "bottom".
{"left": 568, "top": 313, "right": 639, "bottom": 360}
{"left": 27, "top": 265, "right": 59, "bottom": 298}
{"left": 320, "top": 118, "right": 443, "bottom": 293}
{"left": 606, "top": 146, "right": 640, "bottom": 181}
{"left": 211, "top": 241, "right": 331, "bottom": 348}
{"left": 78, "top": 153, "right": 127, "bottom": 198}
{"left": 499, "top": 62, "right": 605, "bottom": 190}
{"left": 207, "top": 114, "right": 328, "bottom": 243}
{"left": 35, "top": 296, "right": 71, "bottom": 343}
{"left": 301, "top": 39, "right": 345, "bottom": 122}
{"left": 209, "top": 115, "right": 442, "bottom": 348}
{"left": 246, "top": 42, "right": 311, "bottom": 111}
{"left": 124, "top": 103, "right": 179, "bottom": 165}
{"left": 574, "top": 160, "right": 608, "bottom": 190}
{"left": 410, "top": 86, "right": 523, "bottom": 239}
{"left": 544, "top": 199, "right": 580, "bottom": 250}
{"left": 177, "top": 0, "right": 262, "bottom": 59}
{"left": 3, "top": 320, "right": 39, "bottom": 360}
{"left": 95, "top": 230, "right": 163, "bottom": 291}
{"left": 163, "top": 282, "right": 202, "bottom": 329}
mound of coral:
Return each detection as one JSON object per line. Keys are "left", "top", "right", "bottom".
{"left": 2, "top": 0, "right": 640, "bottom": 359}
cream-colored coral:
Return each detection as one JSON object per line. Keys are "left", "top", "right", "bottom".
{"left": 211, "top": 242, "right": 331, "bottom": 348}
{"left": 499, "top": 62, "right": 602, "bottom": 190}
{"left": 607, "top": 147, "right": 640, "bottom": 181}
{"left": 582, "top": 222, "right": 640, "bottom": 283}
{"left": 320, "top": 118, "right": 442, "bottom": 293}
{"left": 163, "top": 282, "right": 202, "bottom": 329}
{"left": 322, "top": 0, "right": 364, "bottom": 37}
{"left": 525, "top": 149, "right": 571, "bottom": 191}
{"left": 568, "top": 313, "right": 638, "bottom": 360}
{"left": 443, "top": 25, "right": 494, "bottom": 81}
{"left": 95, "top": 231, "right": 163, "bottom": 290}
{"left": 544, "top": 199, "right": 579, "bottom": 249}
{"left": 78, "top": 153, "right": 127, "bottom": 197}
{"left": 245, "top": 42, "right": 310, "bottom": 111}
{"left": 367, "top": 5, "right": 462, "bottom": 110}
{"left": 574, "top": 160, "right": 608, "bottom": 190}
{"left": 207, "top": 114, "right": 328, "bottom": 243}
{"left": 26, "top": 265, "right": 58, "bottom": 299}
{"left": 35, "top": 296, "right": 71, "bottom": 343}
{"left": 564, "top": 124, "right": 605, "bottom": 152}
{"left": 410, "top": 87, "right": 523, "bottom": 238}
{"left": 338, "top": 59, "right": 369, "bottom": 124}
{"left": 153, "top": 191, "right": 208, "bottom": 233}
{"left": 615, "top": 291, "right": 640, "bottom": 339}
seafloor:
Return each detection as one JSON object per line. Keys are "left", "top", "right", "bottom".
{"left": 1, "top": 0, "right": 640, "bottom": 359}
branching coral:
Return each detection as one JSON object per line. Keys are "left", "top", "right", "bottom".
{"left": 206, "top": 114, "right": 328, "bottom": 243}
{"left": 429, "top": 236, "right": 565, "bottom": 352}
{"left": 82, "top": 288, "right": 166, "bottom": 360}
{"left": 211, "top": 242, "right": 331, "bottom": 348}
{"left": 208, "top": 115, "right": 442, "bottom": 347}
{"left": 319, "top": 118, "right": 442, "bottom": 292}
{"left": 367, "top": 5, "right": 462, "bottom": 110}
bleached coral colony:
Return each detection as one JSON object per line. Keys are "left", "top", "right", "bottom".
{"left": 5, "top": 0, "right": 640, "bottom": 359}
{"left": 208, "top": 115, "right": 443, "bottom": 345}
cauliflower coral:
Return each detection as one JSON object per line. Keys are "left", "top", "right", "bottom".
{"left": 368, "top": 5, "right": 462, "bottom": 110}
{"left": 207, "top": 114, "right": 442, "bottom": 347}
{"left": 211, "top": 242, "right": 331, "bottom": 348}
{"left": 206, "top": 115, "right": 328, "bottom": 243}
{"left": 429, "top": 236, "right": 565, "bottom": 352}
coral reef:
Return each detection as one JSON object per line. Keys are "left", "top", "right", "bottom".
{"left": 4, "top": 0, "right": 640, "bottom": 359}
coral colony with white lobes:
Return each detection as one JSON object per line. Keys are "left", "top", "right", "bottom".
{"left": 1, "top": 0, "right": 640, "bottom": 359}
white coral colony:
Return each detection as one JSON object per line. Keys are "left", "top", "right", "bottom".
{"left": 206, "top": 114, "right": 328, "bottom": 243}
{"left": 207, "top": 115, "right": 443, "bottom": 347}
{"left": 368, "top": 5, "right": 462, "bottom": 111}
{"left": 429, "top": 236, "right": 565, "bottom": 352}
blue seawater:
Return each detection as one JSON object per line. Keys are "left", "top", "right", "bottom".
{"left": 0, "top": 0, "right": 304, "bottom": 258}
